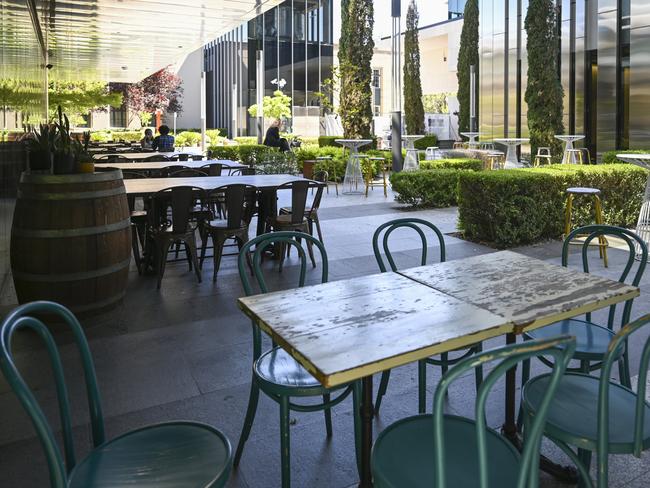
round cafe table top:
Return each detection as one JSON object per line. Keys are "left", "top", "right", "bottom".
{"left": 460, "top": 132, "right": 482, "bottom": 137}
{"left": 616, "top": 153, "right": 650, "bottom": 169}
{"left": 555, "top": 134, "right": 585, "bottom": 143}
{"left": 335, "top": 139, "right": 373, "bottom": 147}
{"left": 494, "top": 138, "right": 529, "bottom": 144}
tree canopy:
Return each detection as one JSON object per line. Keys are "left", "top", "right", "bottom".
{"left": 403, "top": 0, "right": 425, "bottom": 134}
{"left": 48, "top": 80, "right": 122, "bottom": 125}
{"left": 248, "top": 90, "right": 292, "bottom": 120}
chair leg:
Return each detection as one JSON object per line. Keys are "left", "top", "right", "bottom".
{"left": 186, "top": 237, "right": 202, "bottom": 283}
{"left": 564, "top": 194, "right": 574, "bottom": 237}
{"left": 620, "top": 347, "right": 632, "bottom": 388}
{"left": 517, "top": 357, "right": 531, "bottom": 430}
{"left": 131, "top": 225, "right": 142, "bottom": 275}
{"left": 313, "top": 215, "right": 324, "bottom": 243}
{"left": 374, "top": 370, "right": 391, "bottom": 414}
{"left": 322, "top": 394, "right": 333, "bottom": 437}
{"left": 577, "top": 448, "right": 593, "bottom": 488}
{"left": 418, "top": 360, "right": 427, "bottom": 414}
{"left": 156, "top": 240, "right": 173, "bottom": 290}
{"left": 185, "top": 241, "right": 193, "bottom": 271}
{"left": 474, "top": 346, "right": 484, "bottom": 392}
{"left": 212, "top": 235, "right": 226, "bottom": 283}
{"left": 199, "top": 228, "right": 210, "bottom": 269}
{"left": 234, "top": 380, "right": 261, "bottom": 467}
{"left": 306, "top": 239, "right": 316, "bottom": 268}
{"left": 279, "top": 396, "right": 291, "bottom": 488}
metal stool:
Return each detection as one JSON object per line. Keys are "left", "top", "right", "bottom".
{"left": 365, "top": 157, "right": 389, "bottom": 197}
{"left": 487, "top": 151, "right": 505, "bottom": 170}
{"left": 564, "top": 187, "right": 608, "bottom": 266}
{"left": 565, "top": 149, "right": 585, "bottom": 164}
{"left": 480, "top": 142, "right": 495, "bottom": 151}
{"left": 425, "top": 147, "right": 441, "bottom": 160}
{"left": 534, "top": 147, "right": 552, "bottom": 167}
{"left": 453, "top": 141, "right": 465, "bottom": 149}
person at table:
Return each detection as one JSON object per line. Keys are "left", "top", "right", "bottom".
{"left": 263, "top": 118, "right": 290, "bottom": 152}
{"left": 140, "top": 128, "right": 154, "bottom": 149}
{"left": 152, "top": 125, "right": 175, "bottom": 152}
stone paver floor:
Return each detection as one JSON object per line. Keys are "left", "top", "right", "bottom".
{"left": 1, "top": 186, "right": 649, "bottom": 487}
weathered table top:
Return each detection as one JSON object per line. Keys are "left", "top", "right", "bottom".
{"left": 95, "top": 159, "right": 245, "bottom": 171}
{"left": 124, "top": 174, "right": 309, "bottom": 196}
{"left": 399, "top": 251, "right": 639, "bottom": 331}
{"left": 238, "top": 251, "right": 639, "bottom": 388}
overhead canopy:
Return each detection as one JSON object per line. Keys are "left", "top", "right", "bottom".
{"left": 3, "top": 0, "right": 283, "bottom": 83}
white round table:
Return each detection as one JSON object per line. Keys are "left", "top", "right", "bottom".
{"left": 494, "top": 138, "right": 530, "bottom": 168}
{"left": 335, "top": 139, "right": 373, "bottom": 194}
{"left": 460, "top": 132, "right": 482, "bottom": 149}
{"left": 402, "top": 135, "right": 424, "bottom": 171}
{"left": 555, "top": 135, "right": 585, "bottom": 164}
{"left": 616, "top": 154, "right": 650, "bottom": 258}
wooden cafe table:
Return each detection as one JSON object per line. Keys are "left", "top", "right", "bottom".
{"left": 238, "top": 250, "right": 639, "bottom": 487}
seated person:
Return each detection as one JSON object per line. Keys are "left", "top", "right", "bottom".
{"left": 152, "top": 125, "right": 175, "bottom": 152}
{"left": 140, "top": 128, "right": 154, "bottom": 149}
{"left": 263, "top": 118, "right": 290, "bottom": 152}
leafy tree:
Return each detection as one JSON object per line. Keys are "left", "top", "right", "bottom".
{"left": 338, "top": 0, "right": 374, "bottom": 138}
{"left": 248, "top": 90, "right": 292, "bottom": 120}
{"left": 456, "top": 0, "right": 479, "bottom": 133}
{"left": 403, "top": 1, "right": 425, "bottom": 134}
{"left": 422, "top": 93, "right": 455, "bottom": 114}
{"left": 113, "top": 67, "right": 183, "bottom": 126}
{"left": 47, "top": 80, "right": 122, "bottom": 126}
{"left": 313, "top": 66, "right": 340, "bottom": 115}
{"left": 525, "top": 0, "right": 564, "bottom": 155}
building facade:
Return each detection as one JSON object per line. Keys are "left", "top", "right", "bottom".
{"left": 479, "top": 0, "right": 650, "bottom": 155}
{"left": 203, "top": 0, "right": 334, "bottom": 137}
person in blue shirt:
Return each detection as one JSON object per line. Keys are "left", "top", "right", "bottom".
{"left": 152, "top": 125, "right": 175, "bottom": 152}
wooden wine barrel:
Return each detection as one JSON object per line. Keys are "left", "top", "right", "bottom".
{"left": 10, "top": 170, "right": 131, "bottom": 315}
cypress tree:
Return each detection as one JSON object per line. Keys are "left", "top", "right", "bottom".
{"left": 338, "top": 0, "right": 374, "bottom": 139}
{"left": 525, "top": 0, "right": 564, "bottom": 156}
{"left": 403, "top": 0, "right": 425, "bottom": 135}
{"left": 456, "top": 0, "right": 479, "bottom": 133}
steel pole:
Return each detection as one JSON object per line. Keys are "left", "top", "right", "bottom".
{"left": 391, "top": 0, "right": 403, "bottom": 172}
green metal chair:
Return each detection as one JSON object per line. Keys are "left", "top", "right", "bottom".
{"left": 234, "top": 231, "right": 361, "bottom": 488}
{"left": 522, "top": 225, "right": 648, "bottom": 389}
{"left": 522, "top": 313, "right": 650, "bottom": 488}
{"left": 0, "top": 301, "right": 232, "bottom": 488}
{"left": 371, "top": 336, "right": 576, "bottom": 488}
{"left": 372, "top": 218, "right": 483, "bottom": 414}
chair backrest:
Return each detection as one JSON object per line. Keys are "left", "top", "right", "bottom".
{"left": 276, "top": 180, "right": 310, "bottom": 224}
{"left": 104, "top": 155, "right": 130, "bottom": 163}
{"left": 433, "top": 336, "right": 576, "bottom": 488}
{"left": 168, "top": 168, "right": 208, "bottom": 178}
{"left": 210, "top": 184, "right": 257, "bottom": 228}
{"left": 140, "top": 155, "right": 167, "bottom": 162}
{"left": 151, "top": 186, "right": 206, "bottom": 234}
{"left": 562, "top": 225, "right": 648, "bottom": 328}
{"left": 190, "top": 155, "right": 205, "bottom": 161}
{"left": 309, "top": 181, "right": 325, "bottom": 213}
{"left": 0, "top": 302, "right": 105, "bottom": 487}
{"left": 177, "top": 153, "right": 190, "bottom": 161}
{"left": 201, "top": 163, "right": 223, "bottom": 176}
{"left": 372, "top": 218, "right": 446, "bottom": 272}
{"left": 595, "top": 313, "right": 650, "bottom": 487}
{"left": 238, "top": 231, "right": 328, "bottom": 359}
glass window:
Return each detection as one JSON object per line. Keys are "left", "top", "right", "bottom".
{"left": 110, "top": 105, "right": 127, "bottom": 128}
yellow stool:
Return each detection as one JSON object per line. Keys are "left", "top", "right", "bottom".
{"left": 365, "top": 157, "right": 389, "bottom": 197}
{"left": 564, "top": 187, "right": 608, "bottom": 267}
{"left": 565, "top": 149, "right": 585, "bottom": 164}
{"left": 487, "top": 151, "right": 505, "bottom": 170}
{"left": 534, "top": 147, "right": 552, "bottom": 167}
{"left": 453, "top": 141, "right": 465, "bottom": 149}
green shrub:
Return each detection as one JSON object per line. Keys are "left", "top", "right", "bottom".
{"left": 90, "top": 131, "right": 111, "bottom": 142}
{"left": 601, "top": 149, "right": 650, "bottom": 164}
{"left": 413, "top": 134, "right": 438, "bottom": 150}
{"left": 234, "top": 136, "right": 259, "bottom": 145}
{"left": 205, "top": 129, "right": 221, "bottom": 144}
{"left": 457, "top": 164, "right": 648, "bottom": 248}
{"left": 207, "top": 144, "right": 279, "bottom": 166}
{"left": 112, "top": 130, "right": 142, "bottom": 142}
{"left": 176, "top": 131, "right": 202, "bottom": 147}
{"left": 208, "top": 145, "right": 239, "bottom": 161}
{"left": 391, "top": 169, "right": 463, "bottom": 207}
{"left": 318, "top": 135, "right": 343, "bottom": 147}
{"left": 420, "top": 158, "right": 482, "bottom": 171}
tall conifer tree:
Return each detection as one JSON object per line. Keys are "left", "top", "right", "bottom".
{"left": 403, "top": 1, "right": 425, "bottom": 134}
{"left": 456, "top": 0, "right": 479, "bottom": 133}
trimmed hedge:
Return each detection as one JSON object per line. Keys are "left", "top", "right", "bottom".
{"left": 208, "top": 144, "right": 279, "bottom": 165}
{"left": 318, "top": 136, "right": 342, "bottom": 147}
{"left": 601, "top": 150, "right": 650, "bottom": 165}
{"left": 413, "top": 134, "right": 438, "bottom": 150}
{"left": 458, "top": 164, "right": 648, "bottom": 248}
{"left": 391, "top": 169, "right": 463, "bottom": 207}
{"left": 420, "top": 158, "right": 482, "bottom": 171}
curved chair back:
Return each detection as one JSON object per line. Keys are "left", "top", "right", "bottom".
{"left": 276, "top": 180, "right": 311, "bottom": 225}
{"left": 201, "top": 163, "right": 224, "bottom": 176}
{"left": 309, "top": 181, "right": 325, "bottom": 214}
{"left": 595, "top": 313, "right": 650, "bottom": 486}
{"left": 141, "top": 155, "right": 168, "bottom": 162}
{"left": 0, "top": 301, "right": 105, "bottom": 487}
{"left": 151, "top": 186, "right": 206, "bottom": 234}
{"left": 563, "top": 225, "right": 648, "bottom": 328}
{"left": 210, "top": 184, "right": 257, "bottom": 228}
{"left": 177, "top": 153, "right": 190, "bottom": 162}
{"left": 433, "top": 336, "right": 575, "bottom": 488}
{"left": 238, "top": 232, "right": 328, "bottom": 359}
{"left": 167, "top": 168, "right": 208, "bottom": 178}
{"left": 372, "top": 218, "right": 446, "bottom": 272}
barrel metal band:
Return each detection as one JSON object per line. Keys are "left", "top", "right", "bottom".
{"left": 12, "top": 258, "right": 131, "bottom": 282}
{"left": 69, "top": 290, "right": 127, "bottom": 314}
{"left": 17, "top": 187, "right": 125, "bottom": 200}
{"left": 13, "top": 219, "right": 130, "bottom": 238}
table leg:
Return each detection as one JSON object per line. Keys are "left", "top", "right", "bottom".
{"left": 504, "top": 144, "right": 521, "bottom": 168}
{"left": 359, "top": 375, "right": 374, "bottom": 488}
{"left": 502, "top": 333, "right": 578, "bottom": 483}
{"left": 563, "top": 141, "right": 575, "bottom": 165}
{"left": 343, "top": 146, "right": 364, "bottom": 195}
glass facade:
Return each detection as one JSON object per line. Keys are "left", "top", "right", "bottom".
{"left": 449, "top": 0, "right": 467, "bottom": 19}
{"left": 479, "top": 0, "right": 650, "bottom": 155}
{"left": 204, "top": 0, "right": 334, "bottom": 137}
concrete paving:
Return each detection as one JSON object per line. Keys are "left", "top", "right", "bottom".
{"left": 1, "top": 186, "right": 649, "bottom": 487}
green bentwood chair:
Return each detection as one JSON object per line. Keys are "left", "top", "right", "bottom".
{"left": 371, "top": 336, "right": 575, "bottom": 488}
{"left": 522, "top": 225, "right": 648, "bottom": 389}
{"left": 0, "top": 301, "right": 232, "bottom": 488}
{"left": 372, "top": 218, "right": 483, "bottom": 414}
{"left": 522, "top": 314, "right": 650, "bottom": 488}
{"left": 234, "top": 231, "right": 361, "bottom": 488}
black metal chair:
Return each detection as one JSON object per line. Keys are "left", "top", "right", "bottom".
{"left": 122, "top": 170, "right": 149, "bottom": 274}
{"left": 191, "top": 155, "right": 205, "bottom": 161}
{"left": 200, "top": 184, "right": 257, "bottom": 282}
{"left": 279, "top": 181, "right": 325, "bottom": 243}
{"left": 149, "top": 186, "right": 206, "bottom": 289}
{"left": 200, "top": 163, "right": 224, "bottom": 176}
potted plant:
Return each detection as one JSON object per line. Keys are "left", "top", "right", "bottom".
{"left": 52, "top": 106, "right": 76, "bottom": 174}
{"left": 74, "top": 131, "right": 94, "bottom": 173}
{"left": 25, "top": 124, "right": 55, "bottom": 171}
